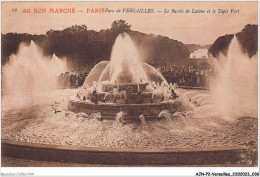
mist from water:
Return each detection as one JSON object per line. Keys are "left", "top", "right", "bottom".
{"left": 209, "top": 36, "right": 258, "bottom": 120}
{"left": 2, "top": 41, "right": 67, "bottom": 107}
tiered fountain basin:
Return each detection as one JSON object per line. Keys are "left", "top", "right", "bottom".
{"left": 68, "top": 82, "right": 183, "bottom": 120}
{"left": 68, "top": 98, "right": 182, "bottom": 120}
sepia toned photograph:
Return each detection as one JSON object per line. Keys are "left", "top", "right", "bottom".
{"left": 0, "top": 1, "right": 258, "bottom": 174}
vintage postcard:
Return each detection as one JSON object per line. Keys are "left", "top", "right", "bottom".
{"left": 1, "top": 1, "right": 259, "bottom": 176}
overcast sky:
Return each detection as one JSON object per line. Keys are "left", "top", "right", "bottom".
{"left": 2, "top": 1, "right": 258, "bottom": 45}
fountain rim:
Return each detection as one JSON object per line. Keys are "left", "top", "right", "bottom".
{"left": 2, "top": 139, "right": 252, "bottom": 166}
{"left": 2, "top": 139, "right": 248, "bottom": 153}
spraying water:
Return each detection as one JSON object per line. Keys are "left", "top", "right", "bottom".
{"left": 139, "top": 114, "right": 146, "bottom": 125}
{"left": 2, "top": 41, "right": 67, "bottom": 107}
{"left": 100, "top": 33, "right": 148, "bottom": 84}
{"left": 209, "top": 36, "right": 258, "bottom": 120}
{"left": 158, "top": 110, "right": 172, "bottom": 120}
{"left": 115, "top": 111, "right": 124, "bottom": 123}
{"left": 159, "top": 36, "right": 258, "bottom": 124}
{"left": 89, "top": 112, "right": 101, "bottom": 120}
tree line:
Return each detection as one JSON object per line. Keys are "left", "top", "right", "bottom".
{"left": 1, "top": 20, "right": 190, "bottom": 70}
{"left": 208, "top": 24, "right": 258, "bottom": 58}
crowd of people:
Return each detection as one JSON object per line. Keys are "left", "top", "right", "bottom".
{"left": 160, "top": 66, "right": 210, "bottom": 88}
{"left": 57, "top": 65, "right": 210, "bottom": 89}
{"left": 57, "top": 72, "right": 86, "bottom": 88}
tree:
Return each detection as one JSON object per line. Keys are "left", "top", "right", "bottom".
{"left": 111, "top": 20, "right": 131, "bottom": 36}
{"left": 209, "top": 24, "right": 258, "bottom": 58}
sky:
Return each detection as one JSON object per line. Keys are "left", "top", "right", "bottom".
{"left": 1, "top": 1, "right": 258, "bottom": 45}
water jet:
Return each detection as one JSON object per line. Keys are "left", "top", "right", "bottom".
{"left": 68, "top": 33, "right": 183, "bottom": 120}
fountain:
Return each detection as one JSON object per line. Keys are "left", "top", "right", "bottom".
{"left": 1, "top": 34, "right": 257, "bottom": 166}
{"left": 2, "top": 41, "right": 67, "bottom": 109}
{"left": 68, "top": 33, "right": 183, "bottom": 120}
{"left": 209, "top": 35, "right": 258, "bottom": 120}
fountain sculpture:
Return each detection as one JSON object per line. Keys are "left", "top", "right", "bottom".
{"left": 68, "top": 33, "right": 183, "bottom": 120}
